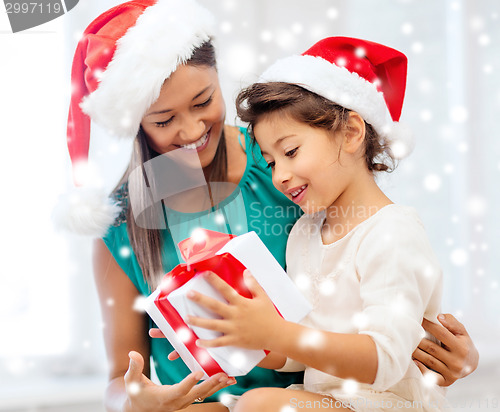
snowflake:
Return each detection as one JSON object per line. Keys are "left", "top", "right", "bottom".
{"left": 342, "top": 379, "right": 359, "bottom": 395}
{"left": 419, "top": 109, "right": 433, "bottom": 122}
{"left": 401, "top": 22, "right": 413, "bottom": 35}
{"left": 450, "top": 248, "right": 468, "bottom": 266}
{"left": 229, "top": 351, "right": 248, "bottom": 369}
{"left": 450, "top": 106, "right": 468, "bottom": 123}
{"left": 411, "top": 42, "right": 424, "bottom": 54}
{"left": 467, "top": 196, "right": 487, "bottom": 217}
{"left": 127, "top": 382, "right": 141, "bottom": 396}
{"left": 478, "top": 34, "right": 491, "bottom": 46}
{"left": 133, "top": 296, "right": 148, "bottom": 313}
{"left": 423, "top": 174, "right": 441, "bottom": 192}
{"left": 326, "top": 8, "right": 339, "bottom": 20}
{"left": 299, "top": 329, "right": 325, "bottom": 349}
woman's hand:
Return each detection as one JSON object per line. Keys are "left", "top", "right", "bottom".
{"left": 186, "top": 270, "right": 283, "bottom": 350}
{"left": 412, "top": 314, "right": 479, "bottom": 387}
{"left": 123, "top": 351, "right": 235, "bottom": 412}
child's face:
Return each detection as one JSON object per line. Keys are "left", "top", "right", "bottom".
{"left": 255, "top": 113, "right": 351, "bottom": 214}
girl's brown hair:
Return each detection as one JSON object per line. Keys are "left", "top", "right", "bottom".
{"left": 236, "top": 82, "right": 395, "bottom": 173}
{"left": 116, "top": 41, "right": 226, "bottom": 287}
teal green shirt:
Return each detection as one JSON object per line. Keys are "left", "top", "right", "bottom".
{"left": 103, "top": 127, "right": 303, "bottom": 401}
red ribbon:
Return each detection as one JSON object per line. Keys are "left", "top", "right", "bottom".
{"left": 154, "top": 230, "right": 251, "bottom": 376}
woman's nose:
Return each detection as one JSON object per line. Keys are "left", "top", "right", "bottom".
{"left": 178, "top": 114, "right": 205, "bottom": 142}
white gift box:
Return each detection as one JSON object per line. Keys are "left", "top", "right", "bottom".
{"left": 145, "top": 231, "right": 312, "bottom": 378}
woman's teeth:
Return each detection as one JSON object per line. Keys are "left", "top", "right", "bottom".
{"left": 181, "top": 133, "right": 208, "bottom": 150}
{"left": 291, "top": 185, "right": 307, "bottom": 197}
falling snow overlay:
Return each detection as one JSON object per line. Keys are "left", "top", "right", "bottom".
{"left": 1, "top": 0, "right": 499, "bottom": 410}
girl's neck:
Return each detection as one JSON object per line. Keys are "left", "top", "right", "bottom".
{"left": 322, "top": 171, "right": 392, "bottom": 245}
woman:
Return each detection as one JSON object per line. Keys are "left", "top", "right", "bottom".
{"left": 58, "top": 1, "right": 478, "bottom": 411}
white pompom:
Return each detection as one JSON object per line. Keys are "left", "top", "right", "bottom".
{"left": 385, "top": 122, "right": 415, "bottom": 159}
{"left": 52, "top": 187, "right": 122, "bottom": 237}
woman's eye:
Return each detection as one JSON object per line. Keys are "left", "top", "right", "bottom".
{"left": 195, "top": 95, "right": 213, "bottom": 108}
{"left": 285, "top": 147, "right": 298, "bottom": 157}
{"left": 155, "top": 117, "right": 174, "bottom": 128}
{"left": 266, "top": 161, "right": 275, "bottom": 169}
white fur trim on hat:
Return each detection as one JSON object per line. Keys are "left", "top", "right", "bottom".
{"left": 260, "top": 54, "right": 394, "bottom": 138}
{"left": 81, "top": 0, "right": 215, "bottom": 139}
{"left": 52, "top": 187, "right": 122, "bottom": 237}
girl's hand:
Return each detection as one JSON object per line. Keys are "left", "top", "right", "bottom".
{"left": 123, "top": 351, "right": 235, "bottom": 412}
{"left": 186, "top": 270, "right": 283, "bottom": 350}
{"left": 412, "top": 314, "right": 479, "bottom": 387}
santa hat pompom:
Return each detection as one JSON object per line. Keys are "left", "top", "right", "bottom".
{"left": 385, "top": 122, "right": 415, "bottom": 160}
{"left": 52, "top": 187, "right": 122, "bottom": 237}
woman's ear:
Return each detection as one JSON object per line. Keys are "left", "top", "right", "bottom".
{"left": 342, "top": 111, "right": 366, "bottom": 154}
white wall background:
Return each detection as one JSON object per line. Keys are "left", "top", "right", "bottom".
{"left": 1, "top": 0, "right": 499, "bottom": 410}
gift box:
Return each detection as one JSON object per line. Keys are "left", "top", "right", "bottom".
{"left": 145, "top": 229, "right": 312, "bottom": 378}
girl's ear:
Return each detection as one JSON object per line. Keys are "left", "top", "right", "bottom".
{"left": 342, "top": 111, "right": 366, "bottom": 154}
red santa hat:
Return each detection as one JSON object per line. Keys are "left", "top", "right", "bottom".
{"left": 259, "top": 36, "right": 413, "bottom": 150}
{"left": 54, "top": 0, "right": 215, "bottom": 236}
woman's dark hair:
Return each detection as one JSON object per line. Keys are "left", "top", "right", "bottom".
{"left": 236, "top": 82, "right": 395, "bottom": 173}
{"left": 119, "top": 40, "right": 225, "bottom": 287}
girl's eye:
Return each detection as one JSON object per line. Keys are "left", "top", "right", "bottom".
{"left": 155, "top": 117, "right": 174, "bottom": 128}
{"left": 285, "top": 147, "right": 298, "bottom": 157}
{"left": 195, "top": 95, "right": 213, "bottom": 108}
{"left": 266, "top": 161, "right": 275, "bottom": 169}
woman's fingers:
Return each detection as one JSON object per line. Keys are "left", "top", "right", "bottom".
{"left": 124, "top": 351, "right": 148, "bottom": 396}
{"left": 413, "top": 359, "right": 446, "bottom": 386}
{"left": 149, "top": 328, "right": 166, "bottom": 339}
{"left": 186, "top": 373, "right": 236, "bottom": 402}
{"left": 437, "top": 313, "right": 468, "bottom": 336}
{"left": 167, "top": 350, "right": 180, "bottom": 361}
{"left": 415, "top": 337, "right": 451, "bottom": 365}
{"left": 422, "top": 318, "right": 456, "bottom": 349}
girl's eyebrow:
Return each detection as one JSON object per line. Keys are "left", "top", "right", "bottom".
{"left": 145, "top": 86, "right": 212, "bottom": 116}
{"left": 260, "top": 134, "right": 296, "bottom": 156}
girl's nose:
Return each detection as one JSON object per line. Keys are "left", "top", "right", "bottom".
{"left": 272, "top": 163, "right": 291, "bottom": 188}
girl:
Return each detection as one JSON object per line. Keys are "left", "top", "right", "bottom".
{"left": 58, "top": 0, "right": 477, "bottom": 409}
{"left": 185, "top": 37, "right": 453, "bottom": 411}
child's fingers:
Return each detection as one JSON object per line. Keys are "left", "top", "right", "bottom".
{"left": 196, "top": 335, "right": 233, "bottom": 348}
{"left": 187, "top": 315, "right": 227, "bottom": 333}
{"left": 201, "top": 271, "right": 240, "bottom": 303}
{"left": 243, "top": 270, "right": 267, "bottom": 298}
{"left": 187, "top": 290, "right": 231, "bottom": 317}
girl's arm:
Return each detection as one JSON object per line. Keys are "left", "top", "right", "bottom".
{"left": 186, "top": 271, "right": 378, "bottom": 384}
{"left": 93, "top": 240, "right": 232, "bottom": 412}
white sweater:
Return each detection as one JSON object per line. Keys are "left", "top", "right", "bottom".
{"left": 283, "top": 204, "right": 448, "bottom": 410}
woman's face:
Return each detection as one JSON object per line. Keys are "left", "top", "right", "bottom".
{"left": 141, "top": 64, "right": 226, "bottom": 169}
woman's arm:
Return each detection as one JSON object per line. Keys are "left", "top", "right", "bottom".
{"left": 413, "top": 314, "right": 479, "bottom": 387}
{"left": 186, "top": 271, "right": 378, "bottom": 384}
{"left": 93, "top": 240, "right": 233, "bottom": 412}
